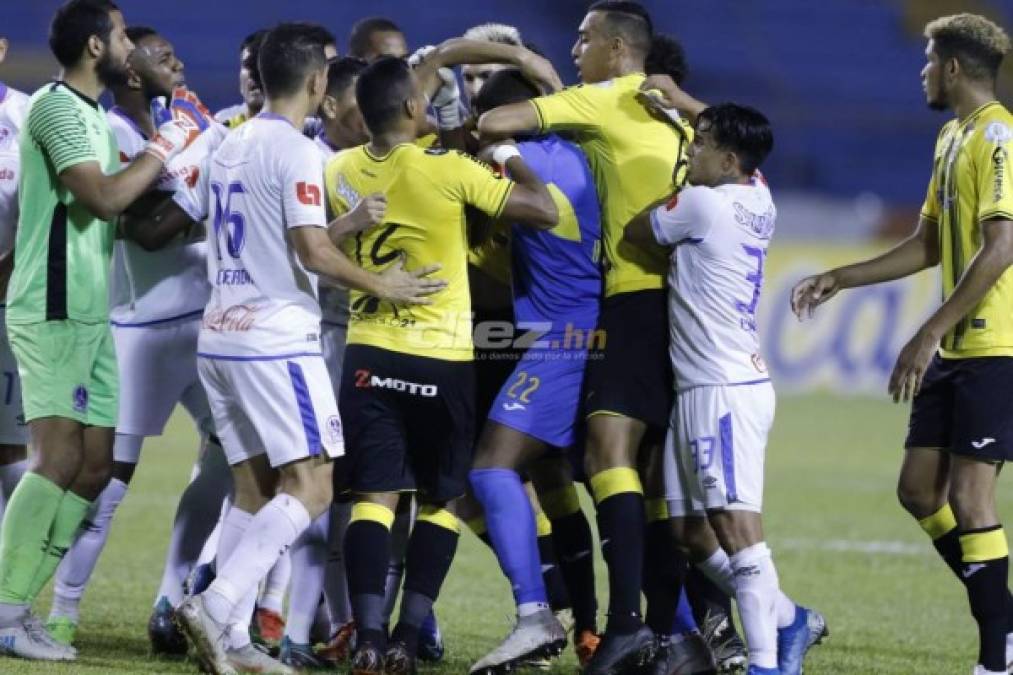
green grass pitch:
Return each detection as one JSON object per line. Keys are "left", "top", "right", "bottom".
{"left": 2, "top": 393, "right": 1007, "bottom": 674}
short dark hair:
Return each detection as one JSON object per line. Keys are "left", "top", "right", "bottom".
{"left": 356, "top": 56, "right": 413, "bottom": 135}
{"left": 49, "top": 0, "right": 119, "bottom": 67}
{"left": 125, "top": 26, "right": 157, "bottom": 46}
{"left": 645, "top": 34, "right": 687, "bottom": 85}
{"left": 925, "top": 14, "right": 1011, "bottom": 82}
{"left": 588, "top": 0, "right": 652, "bottom": 55}
{"left": 258, "top": 22, "right": 329, "bottom": 98}
{"left": 472, "top": 68, "right": 540, "bottom": 116}
{"left": 326, "top": 56, "right": 367, "bottom": 97}
{"left": 241, "top": 29, "right": 268, "bottom": 54}
{"left": 300, "top": 22, "right": 337, "bottom": 52}
{"left": 697, "top": 103, "right": 774, "bottom": 176}
{"left": 348, "top": 17, "right": 402, "bottom": 58}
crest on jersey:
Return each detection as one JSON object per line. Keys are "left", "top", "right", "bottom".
{"left": 326, "top": 415, "right": 343, "bottom": 444}
{"left": 985, "top": 121, "right": 1012, "bottom": 144}
{"left": 335, "top": 174, "right": 361, "bottom": 209}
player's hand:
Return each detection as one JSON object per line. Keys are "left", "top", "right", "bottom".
{"left": 374, "top": 255, "right": 447, "bottom": 305}
{"left": 407, "top": 45, "right": 436, "bottom": 68}
{"left": 888, "top": 328, "right": 938, "bottom": 403}
{"left": 640, "top": 75, "right": 688, "bottom": 110}
{"left": 432, "top": 67, "right": 463, "bottom": 130}
{"left": 347, "top": 194, "right": 387, "bottom": 235}
{"left": 144, "top": 87, "right": 211, "bottom": 163}
{"left": 790, "top": 272, "right": 842, "bottom": 319}
{"left": 518, "top": 50, "right": 563, "bottom": 94}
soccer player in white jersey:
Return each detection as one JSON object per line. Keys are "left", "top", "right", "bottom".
{"left": 625, "top": 100, "right": 825, "bottom": 675}
{"left": 0, "top": 37, "right": 30, "bottom": 523}
{"left": 174, "top": 23, "right": 444, "bottom": 675}
{"left": 43, "top": 26, "right": 232, "bottom": 652}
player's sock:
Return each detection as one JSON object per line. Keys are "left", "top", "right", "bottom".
{"left": 325, "top": 501, "right": 353, "bottom": 628}
{"left": 730, "top": 542, "right": 779, "bottom": 670}
{"left": 202, "top": 506, "right": 252, "bottom": 622}
{"left": 228, "top": 586, "right": 258, "bottom": 650}
{"left": 590, "top": 467, "right": 645, "bottom": 635}
{"left": 0, "top": 472, "right": 65, "bottom": 604}
{"left": 0, "top": 459, "right": 27, "bottom": 504}
{"left": 49, "top": 477, "right": 128, "bottom": 619}
{"left": 346, "top": 502, "right": 394, "bottom": 649}
{"left": 542, "top": 484, "right": 598, "bottom": 634}
{"left": 154, "top": 437, "right": 230, "bottom": 608}
{"left": 470, "top": 468, "right": 549, "bottom": 612}
{"left": 642, "top": 499, "right": 685, "bottom": 636}
{"left": 390, "top": 506, "right": 460, "bottom": 655}
{"left": 287, "top": 509, "right": 329, "bottom": 643}
{"left": 672, "top": 588, "right": 697, "bottom": 634}
{"left": 697, "top": 545, "right": 795, "bottom": 628}
{"left": 205, "top": 495, "right": 309, "bottom": 626}
{"left": 259, "top": 548, "right": 291, "bottom": 615}
{"left": 959, "top": 526, "right": 1009, "bottom": 672}
{"left": 465, "top": 514, "right": 493, "bottom": 548}
{"left": 381, "top": 504, "right": 412, "bottom": 626}
{"left": 536, "top": 511, "right": 571, "bottom": 612}
{"left": 26, "top": 488, "right": 91, "bottom": 602}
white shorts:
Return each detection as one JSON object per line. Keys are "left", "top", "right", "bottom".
{"left": 0, "top": 313, "right": 27, "bottom": 445}
{"left": 663, "top": 382, "right": 775, "bottom": 516}
{"left": 320, "top": 321, "right": 347, "bottom": 399}
{"left": 112, "top": 319, "right": 214, "bottom": 441}
{"left": 198, "top": 353, "right": 345, "bottom": 468}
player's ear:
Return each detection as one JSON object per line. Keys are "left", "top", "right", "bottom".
{"left": 125, "top": 64, "right": 142, "bottom": 90}
{"left": 0, "top": 38, "right": 8, "bottom": 66}
{"left": 86, "top": 33, "right": 105, "bottom": 61}
{"left": 319, "top": 94, "right": 337, "bottom": 120}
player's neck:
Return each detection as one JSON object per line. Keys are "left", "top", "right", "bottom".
{"left": 369, "top": 127, "right": 416, "bottom": 155}
{"left": 609, "top": 56, "right": 645, "bottom": 80}
{"left": 59, "top": 63, "right": 103, "bottom": 103}
{"left": 951, "top": 83, "right": 996, "bottom": 122}
{"left": 262, "top": 98, "right": 308, "bottom": 129}
{"left": 113, "top": 91, "right": 156, "bottom": 138}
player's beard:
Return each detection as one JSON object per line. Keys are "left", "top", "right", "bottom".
{"left": 926, "top": 79, "right": 949, "bottom": 112}
{"left": 96, "top": 49, "right": 130, "bottom": 89}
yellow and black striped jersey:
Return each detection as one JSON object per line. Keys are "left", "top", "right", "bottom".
{"left": 921, "top": 101, "right": 1013, "bottom": 357}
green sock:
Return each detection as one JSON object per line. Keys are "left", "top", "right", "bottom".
{"left": 0, "top": 472, "right": 65, "bottom": 604}
{"left": 26, "top": 489, "right": 91, "bottom": 601}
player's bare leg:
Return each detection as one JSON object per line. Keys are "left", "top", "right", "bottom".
{"left": 0, "top": 444, "right": 27, "bottom": 522}
{"left": 582, "top": 413, "right": 657, "bottom": 674}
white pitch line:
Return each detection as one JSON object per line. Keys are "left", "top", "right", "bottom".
{"left": 777, "top": 538, "right": 925, "bottom": 555}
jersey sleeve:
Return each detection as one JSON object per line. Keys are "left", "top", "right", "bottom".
{"left": 530, "top": 84, "right": 606, "bottom": 133}
{"left": 446, "top": 151, "right": 514, "bottom": 219}
{"left": 650, "top": 186, "right": 715, "bottom": 245}
{"left": 976, "top": 120, "right": 1013, "bottom": 222}
{"left": 27, "top": 90, "right": 100, "bottom": 174}
{"left": 279, "top": 140, "right": 327, "bottom": 229}
{"left": 172, "top": 151, "right": 211, "bottom": 223}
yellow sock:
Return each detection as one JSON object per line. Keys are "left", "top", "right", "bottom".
{"left": 589, "top": 467, "right": 643, "bottom": 504}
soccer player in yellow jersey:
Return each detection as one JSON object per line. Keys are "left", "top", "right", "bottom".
{"left": 324, "top": 57, "right": 558, "bottom": 675}
{"left": 793, "top": 14, "right": 1013, "bottom": 675}
{"left": 477, "top": 2, "right": 696, "bottom": 670}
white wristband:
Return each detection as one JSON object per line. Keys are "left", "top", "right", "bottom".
{"left": 492, "top": 145, "right": 521, "bottom": 166}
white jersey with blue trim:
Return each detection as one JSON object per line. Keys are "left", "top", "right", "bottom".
{"left": 312, "top": 132, "right": 349, "bottom": 328}
{"left": 107, "top": 106, "right": 218, "bottom": 325}
{"left": 650, "top": 174, "right": 776, "bottom": 390}
{"left": 178, "top": 113, "right": 328, "bottom": 358}
{"left": 0, "top": 83, "right": 29, "bottom": 260}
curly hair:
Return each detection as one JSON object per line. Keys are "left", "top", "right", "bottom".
{"left": 924, "top": 13, "right": 1011, "bottom": 81}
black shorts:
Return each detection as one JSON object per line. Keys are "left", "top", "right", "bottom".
{"left": 583, "top": 289, "right": 674, "bottom": 430}
{"left": 905, "top": 354, "right": 1013, "bottom": 462}
{"left": 338, "top": 344, "right": 476, "bottom": 501}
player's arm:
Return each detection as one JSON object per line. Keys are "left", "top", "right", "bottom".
{"left": 624, "top": 195, "right": 678, "bottom": 247}
{"left": 326, "top": 193, "right": 387, "bottom": 246}
{"left": 626, "top": 187, "right": 711, "bottom": 249}
{"left": 790, "top": 215, "right": 939, "bottom": 319}
{"left": 120, "top": 193, "right": 196, "bottom": 251}
{"left": 413, "top": 39, "right": 562, "bottom": 99}
{"left": 40, "top": 88, "right": 209, "bottom": 222}
{"left": 0, "top": 250, "right": 13, "bottom": 302}
{"left": 477, "top": 145, "right": 556, "bottom": 229}
{"left": 290, "top": 226, "right": 445, "bottom": 305}
{"left": 478, "top": 78, "right": 602, "bottom": 142}
{"left": 639, "top": 74, "right": 707, "bottom": 123}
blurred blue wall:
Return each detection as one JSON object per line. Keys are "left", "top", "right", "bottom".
{"left": 4, "top": 0, "right": 1012, "bottom": 206}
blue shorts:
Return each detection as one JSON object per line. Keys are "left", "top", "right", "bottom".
{"left": 488, "top": 347, "right": 589, "bottom": 449}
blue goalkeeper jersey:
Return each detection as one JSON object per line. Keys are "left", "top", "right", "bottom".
{"left": 512, "top": 134, "right": 602, "bottom": 336}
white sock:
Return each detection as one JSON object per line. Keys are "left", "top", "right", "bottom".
{"left": 325, "top": 502, "right": 352, "bottom": 629}
{"left": 228, "top": 586, "right": 257, "bottom": 650}
{"left": 198, "top": 498, "right": 230, "bottom": 567}
{"left": 205, "top": 494, "right": 311, "bottom": 625}
{"left": 731, "top": 542, "right": 780, "bottom": 670}
{"left": 0, "top": 459, "right": 27, "bottom": 501}
{"left": 382, "top": 504, "right": 414, "bottom": 623}
{"left": 696, "top": 547, "right": 735, "bottom": 596}
{"left": 286, "top": 510, "right": 329, "bottom": 643}
{"left": 518, "top": 601, "right": 550, "bottom": 617}
{"left": 203, "top": 506, "right": 253, "bottom": 624}
{"left": 258, "top": 549, "right": 291, "bottom": 614}
{"left": 154, "top": 438, "right": 231, "bottom": 607}
{"left": 49, "top": 477, "right": 129, "bottom": 622}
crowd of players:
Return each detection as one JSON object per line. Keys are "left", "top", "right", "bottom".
{"left": 0, "top": 1, "right": 1010, "bottom": 674}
